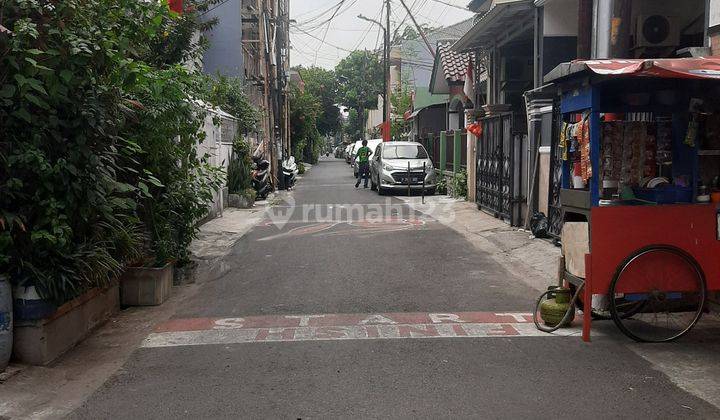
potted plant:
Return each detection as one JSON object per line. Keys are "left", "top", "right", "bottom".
{"left": 226, "top": 138, "right": 256, "bottom": 208}
{"left": 120, "top": 257, "right": 174, "bottom": 306}
{"left": 0, "top": 275, "right": 12, "bottom": 372}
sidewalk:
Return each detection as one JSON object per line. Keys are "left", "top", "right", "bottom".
{"left": 0, "top": 198, "right": 272, "bottom": 419}
{"left": 400, "top": 195, "right": 561, "bottom": 293}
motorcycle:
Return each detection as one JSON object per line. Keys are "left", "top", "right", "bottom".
{"left": 282, "top": 156, "right": 298, "bottom": 190}
{"left": 251, "top": 156, "right": 272, "bottom": 200}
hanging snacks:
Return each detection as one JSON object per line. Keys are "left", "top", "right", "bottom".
{"left": 578, "top": 114, "right": 592, "bottom": 182}
{"left": 560, "top": 122, "right": 570, "bottom": 161}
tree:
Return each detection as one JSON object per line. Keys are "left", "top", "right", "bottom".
{"left": 334, "top": 51, "right": 383, "bottom": 139}
{"left": 289, "top": 85, "right": 322, "bottom": 163}
{"left": 392, "top": 24, "right": 436, "bottom": 45}
{"left": 343, "top": 108, "right": 364, "bottom": 141}
{"left": 297, "top": 66, "right": 340, "bottom": 137}
{"left": 391, "top": 85, "right": 413, "bottom": 140}
{"left": 201, "top": 74, "right": 258, "bottom": 133}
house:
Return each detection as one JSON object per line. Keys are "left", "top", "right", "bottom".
{"left": 429, "top": 41, "right": 474, "bottom": 131}
{"left": 402, "top": 19, "right": 475, "bottom": 142}
{"left": 202, "top": 0, "right": 291, "bottom": 188}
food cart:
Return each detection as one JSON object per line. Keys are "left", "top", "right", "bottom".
{"left": 544, "top": 58, "right": 720, "bottom": 343}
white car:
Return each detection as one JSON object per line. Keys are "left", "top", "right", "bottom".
{"left": 369, "top": 141, "right": 436, "bottom": 195}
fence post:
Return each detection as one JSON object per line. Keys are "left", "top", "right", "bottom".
{"left": 467, "top": 127, "right": 477, "bottom": 202}
{"left": 453, "top": 130, "right": 461, "bottom": 173}
{"left": 427, "top": 132, "right": 433, "bottom": 163}
{"left": 439, "top": 131, "right": 447, "bottom": 173}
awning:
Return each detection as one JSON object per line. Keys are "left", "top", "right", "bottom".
{"left": 406, "top": 108, "right": 423, "bottom": 120}
{"left": 545, "top": 58, "right": 720, "bottom": 83}
{"left": 405, "top": 103, "right": 446, "bottom": 121}
{"left": 451, "top": 0, "right": 534, "bottom": 52}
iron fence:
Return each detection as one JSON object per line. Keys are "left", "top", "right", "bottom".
{"left": 476, "top": 113, "right": 516, "bottom": 222}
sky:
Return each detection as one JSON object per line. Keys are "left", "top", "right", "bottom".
{"left": 289, "top": 0, "right": 474, "bottom": 69}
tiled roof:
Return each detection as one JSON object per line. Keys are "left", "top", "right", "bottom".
{"left": 437, "top": 41, "right": 472, "bottom": 83}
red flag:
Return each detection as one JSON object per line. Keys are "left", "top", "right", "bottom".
{"left": 169, "top": 0, "right": 183, "bottom": 14}
{"left": 463, "top": 63, "right": 474, "bottom": 100}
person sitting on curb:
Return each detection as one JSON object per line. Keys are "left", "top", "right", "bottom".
{"left": 354, "top": 139, "right": 373, "bottom": 189}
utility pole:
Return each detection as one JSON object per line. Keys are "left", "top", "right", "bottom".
{"left": 357, "top": 13, "right": 387, "bottom": 141}
{"left": 384, "top": 0, "right": 391, "bottom": 141}
{"left": 397, "top": 0, "right": 435, "bottom": 58}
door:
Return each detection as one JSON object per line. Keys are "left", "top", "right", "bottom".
{"left": 476, "top": 113, "right": 515, "bottom": 222}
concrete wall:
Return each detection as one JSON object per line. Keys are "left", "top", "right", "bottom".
{"left": 543, "top": 0, "right": 579, "bottom": 36}
{"left": 13, "top": 285, "right": 119, "bottom": 366}
{"left": 198, "top": 110, "right": 241, "bottom": 219}
{"left": 365, "top": 95, "right": 384, "bottom": 138}
{"left": 538, "top": 146, "right": 551, "bottom": 215}
{"left": 203, "top": 0, "right": 244, "bottom": 78}
{"left": 593, "top": 0, "right": 706, "bottom": 58}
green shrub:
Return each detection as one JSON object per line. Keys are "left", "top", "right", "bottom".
{"left": 450, "top": 170, "right": 468, "bottom": 199}
{"left": 227, "top": 138, "right": 253, "bottom": 195}
{"left": 297, "top": 162, "right": 306, "bottom": 175}
{"left": 0, "top": 0, "right": 224, "bottom": 304}
{"left": 436, "top": 173, "right": 448, "bottom": 195}
{"left": 243, "top": 188, "right": 257, "bottom": 202}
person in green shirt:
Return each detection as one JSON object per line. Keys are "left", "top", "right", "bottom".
{"left": 355, "top": 139, "right": 373, "bottom": 188}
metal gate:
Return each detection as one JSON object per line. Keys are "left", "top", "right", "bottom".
{"left": 547, "top": 104, "right": 564, "bottom": 239}
{"left": 476, "top": 113, "right": 515, "bottom": 222}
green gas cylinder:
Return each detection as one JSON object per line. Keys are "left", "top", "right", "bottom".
{"left": 540, "top": 287, "right": 574, "bottom": 327}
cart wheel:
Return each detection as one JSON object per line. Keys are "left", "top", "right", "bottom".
{"left": 609, "top": 245, "right": 706, "bottom": 343}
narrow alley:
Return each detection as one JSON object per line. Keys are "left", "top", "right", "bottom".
{"left": 63, "top": 159, "right": 720, "bottom": 419}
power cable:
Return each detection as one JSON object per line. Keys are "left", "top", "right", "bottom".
{"left": 290, "top": 25, "right": 355, "bottom": 53}
{"left": 315, "top": 0, "right": 353, "bottom": 65}
{"left": 424, "top": 0, "right": 468, "bottom": 11}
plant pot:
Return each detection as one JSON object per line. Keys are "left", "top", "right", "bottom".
{"left": 120, "top": 262, "right": 174, "bottom": 306}
{"left": 0, "top": 276, "right": 12, "bottom": 372}
{"left": 13, "top": 284, "right": 119, "bottom": 366}
{"left": 13, "top": 285, "right": 56, "bottom": 321}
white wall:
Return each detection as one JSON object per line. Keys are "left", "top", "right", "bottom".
{"left": 711, "top": 0, "right": 720, "bottom": 29}
{"left": 365, "top": 94, "right": 384, "bottom": 138}
{"left": 198, "top": 109, "right": 241, "bottom": 219}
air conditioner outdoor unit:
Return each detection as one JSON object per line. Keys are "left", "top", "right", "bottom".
{"left": 635, "top": 15, "right": 680, "bottom": 48}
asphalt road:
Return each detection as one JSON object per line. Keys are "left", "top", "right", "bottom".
{"left": 71, "top": 158, "right": 720, "bottom": 419}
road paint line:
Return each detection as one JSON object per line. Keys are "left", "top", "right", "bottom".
{"left": 154, "top": 311, "right": 536, "bottom": 332}
{"left": 145, "top": 312, "right": 583, "bottom": 348}
{"left": 142, "top": 323, "right": 582, "bottom": 348}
